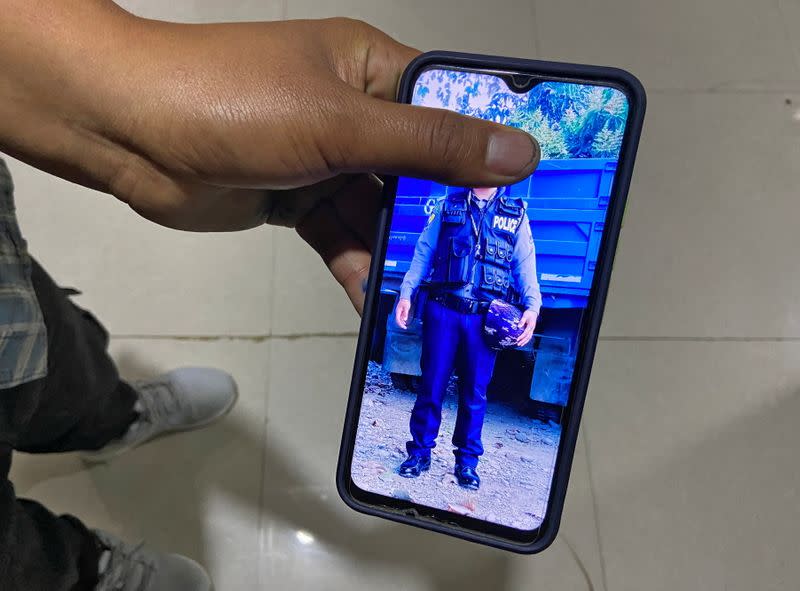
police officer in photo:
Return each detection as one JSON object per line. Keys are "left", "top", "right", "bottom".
{"left": 395, "top": 186, "right": 542, "bottom": 490}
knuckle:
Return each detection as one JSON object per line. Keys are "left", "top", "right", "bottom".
{"left": 107, "top": 151, "right": 144, "bottom": 205}
{"left": 424, "top": 110, "right": 470, "bottom": 164}
{"left": 326, "top": 17, "right": 376, "bottom": 39}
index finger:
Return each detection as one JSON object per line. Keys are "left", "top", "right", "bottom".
{"left": 296, "top": 199, "right": 371, "bottom": 314}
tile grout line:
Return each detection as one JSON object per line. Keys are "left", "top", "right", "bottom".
{"left": 267, "top": 219, "right": 278, "bottom": 340}
{"left": 647, "top": 86, "right": 800, "bottom": 95}
{"left": 581, "top": 425, "right": 610, "bottom": 591}
{"left": 598, "top": 336, "right": 800, "bottom": 342}
{"left": 108, "top": 334, "right": 800, "bottom": 343}
{"left": 108, "top": 332, "right": 357, "bottom": 341}
{"left": 256, "top": 337, "right": 271, "bottom": 589}
{"left": 775, "top": 0, "right": 800, "bottom": 79}
{"left": 530, "top": 0, "right": 542, "bottom": 58}
{"left": 258, "top": 225, "right": 278, "bottom": 587}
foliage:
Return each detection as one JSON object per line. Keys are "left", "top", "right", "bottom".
{"left": 413, "top": 69, "right": 629, "bottom": 159}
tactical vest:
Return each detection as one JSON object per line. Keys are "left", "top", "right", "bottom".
{"left": 429, "top": 191, "right": 525, "bottom": 301}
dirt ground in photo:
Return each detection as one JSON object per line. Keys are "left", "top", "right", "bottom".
{"left": 352, "top": 362, "right": 562, "bottom": 530}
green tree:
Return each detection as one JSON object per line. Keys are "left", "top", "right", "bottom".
{"left": 591, "top": 122, "right": 624, "bottom": 158}
{"left": 510, "top": 108, "right": 569, "bottom": 159}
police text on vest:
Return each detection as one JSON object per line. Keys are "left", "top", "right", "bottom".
{"left": 492, "top": 216, "right": 520, "bottom": 233}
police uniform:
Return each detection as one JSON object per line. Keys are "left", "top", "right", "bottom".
{"left": 399, "top": 187, "right": 541, "bottom": 474}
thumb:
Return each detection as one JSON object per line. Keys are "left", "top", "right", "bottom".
{"left": 332, "top": 93, "right": 541, "bottom": 188}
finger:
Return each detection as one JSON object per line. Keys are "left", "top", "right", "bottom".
{"left": 525, "top": 325, "right": 535, "bottom": 342}
{"left": 517, "top": 325, "right": 534, "bottom": 346}
{"left": 328, "top": 174, "right": 383, "bottom": 251}
{"left": 109, "top": 151, "right": 274, "bottom": 231}
{"left": 264, "top": 177, "right": 350, "bottom": 228}
{"left": 296, "top": 199, "right": 372, "bottom": 314}
{"left": 327, "top": 91, "right": 541, "bottom": 189}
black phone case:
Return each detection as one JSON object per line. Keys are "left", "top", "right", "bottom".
{"left": 336, "top": 50, "right": 646, "bottom": 554}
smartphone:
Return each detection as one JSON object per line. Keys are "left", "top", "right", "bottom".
{"left": 337, "top": 51, "right": 646, "bottom": 553}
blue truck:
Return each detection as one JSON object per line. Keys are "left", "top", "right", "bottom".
{"left": 373, "top": 158, "right": 618, "bottom": 416}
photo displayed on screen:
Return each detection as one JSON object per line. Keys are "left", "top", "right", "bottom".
{"left": 351, "top": 69, "right": 630, "bottom": 531}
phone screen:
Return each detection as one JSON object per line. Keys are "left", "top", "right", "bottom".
{"left": 349, "top": 67, "right": 631, "bottom": 533}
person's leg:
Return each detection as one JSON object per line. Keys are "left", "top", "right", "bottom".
{"left": 452, "top": 311, "right": 498, "bottom": 470}
{"left": 0, "top": 260, "right": 140, "bottom": 590}
{"left": 0, "top": 162, "right": 220, "bottom": 590}
{"left": 405, "top": 300, "right": 459, "bottom": 459}
{"left": 0, "top": 384, "right": 105, "bottom": 591}
{"left": 15, "top": 259, "right": 138, "bottom": 454}
{"left": 1, "top": 260, "right": 227, "bottom": 591}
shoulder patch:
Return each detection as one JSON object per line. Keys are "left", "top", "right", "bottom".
{"left": 496, "top": 195, "right": 525, "bottom": 219}
{"left": 446, "top": 191, "right": 469, "bottom": 206}
{"left": 500, "top": 195, "right": 526, "bottom": 208}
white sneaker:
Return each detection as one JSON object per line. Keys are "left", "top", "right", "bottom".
{"left": 83, "top": 367, "right": 238, "bottom": 464}
{"left": 93, "top": 530, "right": 213, "bottom": 591}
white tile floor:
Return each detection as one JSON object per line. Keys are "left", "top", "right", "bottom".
{"left": 5, "top": 0, "right": 800, "bottom": 589}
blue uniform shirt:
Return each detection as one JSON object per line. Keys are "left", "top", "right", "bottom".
{"left": 400, "top": 190, "right": 542, "bottom": 315}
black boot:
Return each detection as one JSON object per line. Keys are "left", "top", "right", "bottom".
{"left": 454, "top": 464, "right": 480, "bottom": 490}
{"left": 398, "top": 454, "right": 431, "bottom": 478}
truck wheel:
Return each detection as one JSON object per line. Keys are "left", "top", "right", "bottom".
{"left": 522, "top": 400, "right": 564, "bottom": 425}
{"left": 390, "top": 373, "right": 414, "bottom": 392}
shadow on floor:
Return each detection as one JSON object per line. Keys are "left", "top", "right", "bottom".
{"left": 582, "top": 384, "right": 800, "bottom": 590}
{"left": 84, "top": 350, "right": 515, "bottom": 591}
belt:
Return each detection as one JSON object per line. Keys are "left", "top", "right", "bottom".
{"left": 431, "top": 292, "right": 490, "bottom": 315}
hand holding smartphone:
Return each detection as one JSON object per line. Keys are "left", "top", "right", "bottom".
{"left": 338, "top": 52, "right": 645, "bottom": 553}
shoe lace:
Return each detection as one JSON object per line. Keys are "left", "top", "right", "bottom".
{"left": 133, "top": 379, "right": 182, "bottom": 429}
{"left": 96, "top": 538, "right": 156, "bottom": 591}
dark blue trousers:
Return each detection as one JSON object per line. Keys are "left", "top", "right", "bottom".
{"left": 406, "top": 300, "right": 498, "bottom": 469}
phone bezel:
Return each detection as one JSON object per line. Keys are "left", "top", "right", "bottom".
{"left": 336, "top": 51, "right": 646, "bottom": 554}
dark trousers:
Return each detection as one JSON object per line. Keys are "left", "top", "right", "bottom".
{"left": 0, "top": 259, "right": 138, "bottom": 591}
{"left": 406, "top": 300, "right": 498, "bottom": 469}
